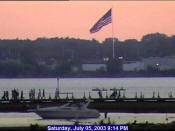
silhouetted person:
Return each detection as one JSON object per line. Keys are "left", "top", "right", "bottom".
{"left": 98, "top": 90, "right": 102, "bottom": 99}
{"left": 42, "top": 89, "right": 45, "bottom": 99}
{"left": 38, "top": 89, "right": 41, "bottom": 100}
{"left": 21, "top": 90, "right": 24, "bottom": 100}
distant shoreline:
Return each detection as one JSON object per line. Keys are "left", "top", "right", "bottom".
{"left": 0, "top": 73, "right": 175, "bottom": 79}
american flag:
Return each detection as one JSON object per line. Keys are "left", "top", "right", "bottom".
{"left": 90, "top": 9, "right": 112, "bottom": 33}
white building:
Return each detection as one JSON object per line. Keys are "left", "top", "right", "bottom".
{"left": 82, "top": 63, "right": 106, "bottom": 72}
{"left": 123, "top": 56, "right": 175, "bottom": 71}
{"left": 142, "top": 56, "right": 175, "bottom": 71}
{"left": 81, "top": 56, "right": 175, "bottom": 72}
{"left": 123, "top": 61, "right": 144, "bottom": 71}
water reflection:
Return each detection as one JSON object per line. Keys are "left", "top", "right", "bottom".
{"left": 0, "top": 112, "right": 175, "bottom": 127}
{"left": 0, "top": 78, "right": 175, "bottom": 127}
{"left": 0, "top": 77, "right": 175, "bottom": 98}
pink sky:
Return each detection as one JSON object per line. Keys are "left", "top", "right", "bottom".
{"left": 0, "top": 1, "right": 175, "bottom": 42}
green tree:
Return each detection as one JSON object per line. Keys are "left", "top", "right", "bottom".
{"left": 54, "top": 61, "right": 72, "bottom": 76}
{"left": 1, "top": 61, "right": 24, "bottom": 76}
{"left": 106, "top": 59, "right": 122, "bottom": 74}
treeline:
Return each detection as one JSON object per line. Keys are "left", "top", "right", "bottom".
{"left": 0, "top": 32, "right": 175, "bottom": 77}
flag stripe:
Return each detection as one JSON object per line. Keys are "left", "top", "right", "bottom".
{"left": 90, "top": 9, "right": 112, "bottom": 33}
{"left": 90, "top": 15, "right": 112, "bottom": 33}
{"left": 90, "top": 18, "right": 112, "bottom": 33}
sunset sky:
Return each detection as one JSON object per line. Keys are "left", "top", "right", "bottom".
{"left": 0, "top": 1, "right": 175, "bottom": 42}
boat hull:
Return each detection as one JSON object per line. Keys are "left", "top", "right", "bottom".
{"left": 36, "top": 110, "right": 100, "bottom": 119}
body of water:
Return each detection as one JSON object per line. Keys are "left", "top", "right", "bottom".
{"left": 0, "top": 77, "right": 175, "bottom": 98}
{"left": 0, "top": 77, "right": 175, "bottom": 126}
{"left": 0, "top": 112, "right": 174, "bottom": 127}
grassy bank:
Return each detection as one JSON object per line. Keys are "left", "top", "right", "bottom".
{"left": 2, "top": 121, "right": 175, "bottom": 131}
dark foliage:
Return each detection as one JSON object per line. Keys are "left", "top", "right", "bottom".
{"left": 0, "top": 33, "right": 175, "bottom": 76}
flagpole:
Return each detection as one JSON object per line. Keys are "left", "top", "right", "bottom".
{"left": 112, "top": 7, "right": 115, "bottom": 59}
{"left": 57, "top": 77, "right": 59, "bottom": 91}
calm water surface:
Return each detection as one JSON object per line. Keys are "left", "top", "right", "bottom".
{"left": 0, "top": 112, "right": 175, "bottom": 127}
{"left": 0, "top": 77, "right": 175, "bottom": 98}
{"left": 0, "top": 77, "right": 175, "bottom": 126}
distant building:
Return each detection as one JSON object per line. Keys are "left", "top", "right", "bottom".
{"left": 38, "top": 58, "right": 57, "bottom": 69}
{"left": 142, "top": 56, "right": 175, "bottom": 71}
{"left": 0, "top": 58, "right": 21, "bottom": 64}
{"left": 82, "top": 61, "right": 107, "bottom": 72}
{"left": 123, "top": 56, "right": 175, "bottom": 71}
{"left": 79, "top": 56, "right": 175, "bottom": 72}
{"left": 123, "top": 61, "right": 144, "bottom": 71}
{"left": 71, "top": 64, "right": 82, "bottom": 73}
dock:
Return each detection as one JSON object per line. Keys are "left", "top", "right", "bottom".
{"left": 0, "top": 87, "right": 175, "bottom": 113}
{"left": 1, "top": 97, "right": 175, "bottom": 113}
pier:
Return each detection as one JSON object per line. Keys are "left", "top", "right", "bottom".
{"left": 1, "top": 97, "right": 175, "bottom": 113}
{"left": 0, "top": 87, "right": 175, "bottom": 113}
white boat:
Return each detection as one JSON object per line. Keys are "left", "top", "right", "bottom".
{"left": 28, "top": 101, "right": 100, "bottom": 119}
